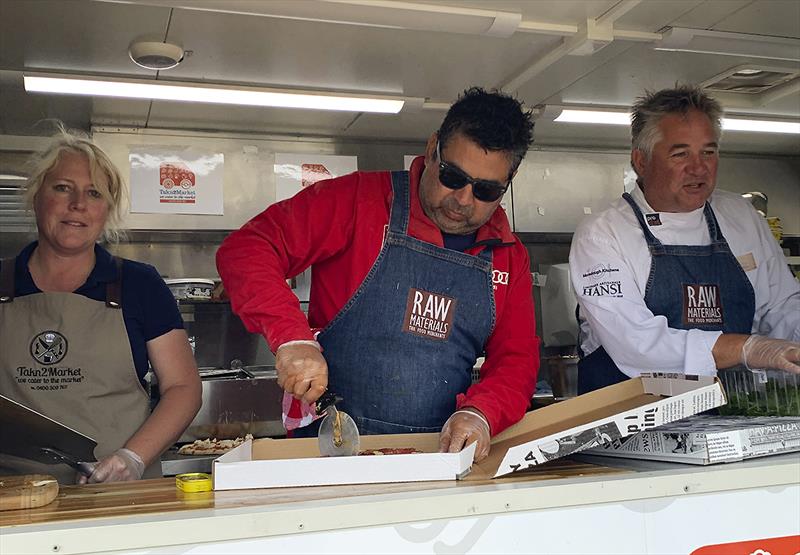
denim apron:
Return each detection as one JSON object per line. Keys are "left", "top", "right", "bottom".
{"left": 295, "top": 171, "right": 495, "bottom": 437}
{"left": 577, "top": 192, "right": 755, "bottom": 394}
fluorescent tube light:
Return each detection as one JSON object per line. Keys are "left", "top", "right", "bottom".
{"left": 554, "top": 108, "right": 799, "bottom": 134}
{"left": 554, "top": 110, "right": 630, "bottom": 125}
{"left": 24, "top": 73, "right": 405, "bottom": 114}
{"left": 722, "top": 118, "right": 800, "bottom": 134}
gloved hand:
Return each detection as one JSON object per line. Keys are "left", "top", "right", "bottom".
{"left": 275, "top": 342, "right": 328, "bottom": 404}
{"left": 742, "top": 335, "right": 800, "bottom": 374}
{"left": 80, "top": 448, "right": 145, "bottom": 484}
{"left": 439, "top": 409, "right": 491, "bottom": 462}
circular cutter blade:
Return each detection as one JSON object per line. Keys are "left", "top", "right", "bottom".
{"left": 318, "top": 407, "right": 360, "bottom": 457}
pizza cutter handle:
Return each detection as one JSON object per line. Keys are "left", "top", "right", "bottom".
{"left": 315, "top": 390, "right": 344, "bottom": 416}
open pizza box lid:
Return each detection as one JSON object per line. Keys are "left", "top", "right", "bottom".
{"left": 470, "top": 373, "right": 726, "bottom": 479}
{"left": 213, "top": 374, "right": 725, "bottom": 490}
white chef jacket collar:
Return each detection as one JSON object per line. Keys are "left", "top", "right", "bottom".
{"left": 630, "top": 185, "right": 706, "bottom": 227}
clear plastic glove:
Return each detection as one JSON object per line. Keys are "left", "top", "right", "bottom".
{"left": 275, "top": 342, "right": 328, "bottom": 404}
{"left": 439, "top": 409, "right": 491, "bottom": 462}
{"left": 742, "top": 335, "right": 800, "bottom": 374}
{"left": 80, "top": 448, "right": 145, "bottom": 484}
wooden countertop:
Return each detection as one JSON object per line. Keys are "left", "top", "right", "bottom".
{"left": 0, "top": 458, "right": 626, "bottom": 528}
{"left": 3, "top": 454, "right": 798, "bottom": 555}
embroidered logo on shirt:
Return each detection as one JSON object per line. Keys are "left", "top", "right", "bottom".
{"left": 683, "top": 284, "right": 724, "bottom": 326}
{"left": 403, "top": 288, "right": 456, "bottom": 341}
{"left": 582, "top": 281, "right": 622, "bottom": 297}
{"left": 645, "top": 213, "right": 662, "bottom": 226}
{"left": 581, "top": 264, "right": 620, "bottom": 283}
{"left": 492, "top": 270, "right": 509, "bottom": 286}
{"left": 30, "top": 330, "right": 68, "bottom": 365}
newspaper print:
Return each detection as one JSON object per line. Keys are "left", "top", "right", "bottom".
{"left": 495, "top": 380, "right": 724, "bottom": 476}
{"left": 587, "top": 415, "right": 800, "bottom": 464}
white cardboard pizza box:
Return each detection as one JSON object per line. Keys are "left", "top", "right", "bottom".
{"left": 213, "top": 433, "right": 476, "bottom": 490}
{"left": 469, "top": 373, "right": 726, "bottom": 479}
{"left": 213, "top": 374, "right": 724, "bottom": 490}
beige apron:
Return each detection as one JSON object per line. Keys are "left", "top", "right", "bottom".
{"left": 0, "top": 256, "right": 160, "bottom": 483}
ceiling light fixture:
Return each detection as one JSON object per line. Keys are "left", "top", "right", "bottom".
{"left": 23, "top": 73, "right": 406, "bottom": 114}
{"left": 128, "top": 40, "right": 185, "bottom": 71}
{"left": 554, "top": 108, "right": 800, "bottom": 134}
{"left": 554, "top": 109, "right": 630, "bottom": 125}
{"left": 721, "top": 118, "right": 800, "bottom": 134}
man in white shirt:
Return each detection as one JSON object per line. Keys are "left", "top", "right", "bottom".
{"left": 569, "top": 84, "right": 800, "bottom": 393}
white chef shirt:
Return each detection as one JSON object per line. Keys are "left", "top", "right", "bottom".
{"left": 569, "top": 186, "right": 800, "bottom": 378}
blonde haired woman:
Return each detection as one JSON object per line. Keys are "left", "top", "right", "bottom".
{"left": 0, "top": 129, "right": 201, "bottom": 484}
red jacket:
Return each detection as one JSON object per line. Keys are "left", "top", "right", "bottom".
{"left": 217, "top": 157, "right": 540, "bottom": 434}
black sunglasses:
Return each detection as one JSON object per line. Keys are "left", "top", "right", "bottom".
{"left": 436, "top": 141, "right": 511, "bottom": 203}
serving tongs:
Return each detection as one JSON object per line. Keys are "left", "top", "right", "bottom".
{"left": 315, "top": 391, "right": 360, "bottom": 457}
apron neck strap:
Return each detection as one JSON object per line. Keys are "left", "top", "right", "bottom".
{"left": 105, "top": 257, "right": 123, "bottom": 309}
{"left": 622, "top": 192, "right": 723, "bottom": 245}
{"left": 388, "top": 171, "right": 411, "bottom": 235}
{"left": 622, "top": 192, "right": 660, "bottom": 246}
{"left": 0, "top": 258, "right": 15, "bottom": 302}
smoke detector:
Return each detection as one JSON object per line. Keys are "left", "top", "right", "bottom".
{"left": 128, "top": 40, "right": 184, "bottom": 70}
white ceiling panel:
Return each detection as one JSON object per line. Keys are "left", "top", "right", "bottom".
{"left": 162, "top": 7, "right": 554, "bottom": 100}
{"left": 708, "top": 0, "right": 800, "bottom": 38}
{"left": 665, "top": 0, "right": 754, "bottom": 31}
{"left": 0, "top": 0, "right": 797, "bottom": 154}
{"left": 0, "top": 0, "right": 169, "bottom": 75}
{"left": 510, "top": 41, "right": 639, "bottom": 105}
{"left": 404, "top": 1, "right": 618, "bottom": 24}
{"left": 612, "top": 0, "right": 707, "bottom": 31}
{"left": 342, "top": 109, "right": 447, "bottom": 141}
{"left": 544, "top": 46, "right": 800, "bottom": 115}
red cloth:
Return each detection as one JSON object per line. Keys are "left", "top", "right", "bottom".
{"left": 281, "top": 391, "right": 319, "bottom": 431}
{"left": 217, "top": 157, "right": 540, "bottom": 435}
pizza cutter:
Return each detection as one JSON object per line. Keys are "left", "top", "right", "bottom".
{"left": 315, "top": 391, "right": 360, "bottom": 457}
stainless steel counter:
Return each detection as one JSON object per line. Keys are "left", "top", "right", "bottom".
{"left": 160, "top": 449, "right": 216, "bottom": 476}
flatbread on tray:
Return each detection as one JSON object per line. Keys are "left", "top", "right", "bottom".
{"left": 177, "top": 434, "right": 254, "bottom": 456}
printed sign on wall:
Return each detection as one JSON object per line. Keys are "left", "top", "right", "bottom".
{"left": 274, "top": 153, "right": 357, "bottom": 202}
{"left": 129, "top": 147, "right": 224, "bottom": 214}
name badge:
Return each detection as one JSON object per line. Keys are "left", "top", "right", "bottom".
{"left": 403, "top": 288, "right": 456, "bottom": 341}
{"left": 736, "top": 252, "right": 757, "bottom": 272}
{"left": 683, "top": 284, "right": 724, "bottom": 326}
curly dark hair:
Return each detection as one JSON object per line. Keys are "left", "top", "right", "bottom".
{"left": 437, "top": 87, "right": 535, "bottom": 172}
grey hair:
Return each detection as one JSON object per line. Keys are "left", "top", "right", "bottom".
{"left": 631, "top": 84, "right": 723, "bottom": 160}
{"left": 25, "top": 125, "right": 127, "bottom": 243}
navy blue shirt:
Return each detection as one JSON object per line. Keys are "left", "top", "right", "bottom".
{"left": 10, "top": 242, "right": 183, "bottom": 382}
{"left": 442, "top": 231, "right": 477, "bottom": 252}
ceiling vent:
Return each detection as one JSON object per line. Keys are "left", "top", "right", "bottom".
{"left": 701, "top": 65, "right": 799, "bottom": 95}
{"left": 128, "top": 40, "right": 185, "bottom": 71}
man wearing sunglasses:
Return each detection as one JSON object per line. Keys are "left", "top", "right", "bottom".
{"left": 218, "top": 87, "right": 538, "bottom": 462}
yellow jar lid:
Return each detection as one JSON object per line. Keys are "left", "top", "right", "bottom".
{"left": 176, "top": 472, "right": 212, "bottom": 493}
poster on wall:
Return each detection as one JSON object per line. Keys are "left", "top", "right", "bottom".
{"left": 274, "top": 153, "right": 358, "bottom": 202}
{"left": 129, "top": 147, "right": 224, "bottom": 214}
